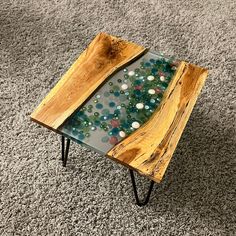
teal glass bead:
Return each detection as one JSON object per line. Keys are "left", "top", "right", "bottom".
{"left": 150, "top": 58, "right": 155, "bottom": 63}
{"left": 78, "top": 133, "right": 85, "bottom": 140}
{"left": 96, "top": 103, "right": 103, "bottom": 109}
{"left": 145, "top": 62, "right": 151, "bottom": 67}
{"left": 108, "top": 114, "right": 113, "bottom": 119}
{"left": 109, "top": 102, "right": 116, "bottom": 108}
{"left": 111, "top": 127, "right": 119, "bottom": 135}
{"left": 134, "top": 90, "right": 142, "bottom": 97}
{"left": 114, "top": 91, "right": 120, "bottom": 97}
{"left": 94, "top": 120, "right": 100, "bottom": 126}
{"left": 114, "top": 110, "right": 121, "bottom": 116}
{"left": 151, "top": 68, "right": 157, "bottom": 75}
{"left": 134, "top": 80, "right": 142, "bottom": 86}
{"left": 77, "top": 111, "right": 84, "bottom": 116}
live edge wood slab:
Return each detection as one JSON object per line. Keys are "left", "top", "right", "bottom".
{"left": 31, "top": 32, "right": 146, "bottom": 130}
{"left": 31, "top": 32, "right": 208, "bottom": 183}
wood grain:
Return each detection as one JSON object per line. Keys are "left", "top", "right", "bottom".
{"left": 107, "top": 62, "right": 208, "bottom": 183}
{"left": 30, "top": 32, "right": 146, "bottom": 130}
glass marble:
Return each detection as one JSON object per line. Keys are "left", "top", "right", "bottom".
{"left": 59, "top": 51, "right": 179, "bottom": 154}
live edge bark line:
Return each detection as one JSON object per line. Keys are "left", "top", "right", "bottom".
{"left": 106, "top": 62, "right": 208, "bottom": 183}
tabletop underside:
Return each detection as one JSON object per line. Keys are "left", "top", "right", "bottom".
{"left": 31, "top": 32, "right": 208, "bottom": 183}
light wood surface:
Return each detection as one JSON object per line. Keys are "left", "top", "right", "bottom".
{"left": 31, "top": 32, "right": 146, "bottom": 129}
{"left": 107, "top": 62, "right": 208, "bottom": 183}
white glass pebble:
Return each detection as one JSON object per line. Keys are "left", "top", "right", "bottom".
{"left": 128, "top": 71, "right": 135, "bottom": 76}
{"left": 148, "top": 89, "right": 155, "bottom": 95}
{"left": 147, "top": 75, "right": 154, "bottom": 81}
{"left": 132, "top": 121, "right": 140, "bottom": 129}
{"left": 119, "top": 131, "right": 126, "bottom": 137}
{"left": 160, "top": 76, "right": 165, "bottom": 81}
{"left": 121, "top": 84, "right": 128, "bottom": 90}
{"left": 136, "top": 103, "right": 144, "bottom": 109}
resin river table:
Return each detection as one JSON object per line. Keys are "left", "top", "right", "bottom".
{"left": 31, "top": 33, "right": 208, "bottom": 206}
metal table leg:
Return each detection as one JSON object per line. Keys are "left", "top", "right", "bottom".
{"left": 61, "top": 136, "right": 70, "bottom": 167}
{"left": 129, "top": 169, "right": 155, "bottom": 206}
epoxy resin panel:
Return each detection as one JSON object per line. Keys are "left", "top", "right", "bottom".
{"left": 59, "top": 51, "right": 179, "bottom": 154}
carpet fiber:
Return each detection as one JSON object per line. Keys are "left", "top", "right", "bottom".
{"left": 0, "top": 0, "right": 235, "bottom": 235}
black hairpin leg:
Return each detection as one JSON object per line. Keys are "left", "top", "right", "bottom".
{"left": 61, "top": 136, "right": 70, "bottom": 167}
{"left": 129, "top": 169, "right": 155, "bottom": 206}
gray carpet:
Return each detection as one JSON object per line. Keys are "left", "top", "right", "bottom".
{"left": 0, "top": 0, "right": 235, "bottom": 235}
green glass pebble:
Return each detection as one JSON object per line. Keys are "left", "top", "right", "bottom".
{"left": 104, "top": 91, "right": 110, "bottom": 97}
{"left": 161, "top": 82, "right": 168, "bottom": 89}
{"left": 72, "top": 128, "right": 78, "bottom": 136}
{"left": 94, "top": 112, "right": 99, "bottom": 117}
{"left": 88, "top": 105, "right": 93, "bottom": 109}
{"left": 94, "top": 99, "right": 98, "bottom": 103}
{"left": 101, "top": 136, "right": 109, "bottom": 143}
{"left": 109, "top": 82, "right": 113, "bottom": 86}
{"left": 102, "top": 109, "right": 110, "bottom": 115}
{"left": 85, "top": 133, "right": 90, "bottom": 137}
{"left": 113, "top": 85, "right": 119, "bottom": 90}
{"left": 117, "top": 79, "right": 122, "bottom": 83}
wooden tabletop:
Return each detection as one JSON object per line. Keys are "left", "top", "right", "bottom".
{"left": 31, "top": 32, "right": 208, "bottom": 183}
